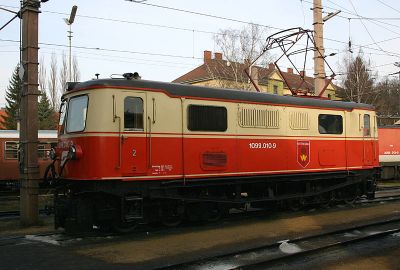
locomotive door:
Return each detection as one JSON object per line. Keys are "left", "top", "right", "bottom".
{"left": 120, "top": 93, "right": 148, "bottom": 176}
{"left": 363, "top": 114, "right": 373, "bottom": 165}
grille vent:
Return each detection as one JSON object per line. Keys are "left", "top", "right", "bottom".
{"left": 239, "top": 108, "right": 279, "bottom": 129}
{"left": 289, "top": 112, "right": 309, "bottom": 130}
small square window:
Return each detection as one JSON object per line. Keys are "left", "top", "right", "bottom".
{"left": 318, "top": 114, "right": 343, "bottom": 134}
{"left": 124, "top": 97, "right": 144, "bottom": 131}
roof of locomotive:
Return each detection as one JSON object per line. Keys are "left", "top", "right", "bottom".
{"left": 0, "top": 130, "right": 57, "bottom": 139}
{"left": 67, "top": 78, "right": 375, "bottom": 111}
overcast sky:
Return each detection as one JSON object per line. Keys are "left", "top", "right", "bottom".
{"left": 0, "top": 0, "right": 399, "bottom": 107}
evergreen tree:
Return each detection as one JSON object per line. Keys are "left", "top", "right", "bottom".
{"left": 38, "top": 91, "right": 57, "bottom": 130}
{"left": 1, "top": 65, "right": 22, "bottom": 130}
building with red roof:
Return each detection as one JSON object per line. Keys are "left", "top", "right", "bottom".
{"left": 173, "top": 50, "right": 338, "bottom": 99}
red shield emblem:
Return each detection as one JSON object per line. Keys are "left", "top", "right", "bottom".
{"left": 297, "top": 140, "right": 310, "bottom": 168}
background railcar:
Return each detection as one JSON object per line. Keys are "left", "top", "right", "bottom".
{"left": 378, "top": 126, "right": 400, "bottom": 180}
{"left": 51, "top": 78, "right": 380, "bottom": 232}
{"left": 0, "top": 130, "right": 57, "bottom": 189}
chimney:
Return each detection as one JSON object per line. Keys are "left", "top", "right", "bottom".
{"left": 300, "top": 70, "right": 305, "bottom": 77}
{"left": 250, "top": 66, "right": 259, "bottom": 91}
{"left": 268, "top": 63, "right": 275, "bottom": 70}
{"left": 214, "top": 52, "right": 222, "bottom": 60}
{"left": 287, "top": 67, "right": 293, "bottom": 74}
{"left": 204, "top": 50, "right": 212, "bottom": 62}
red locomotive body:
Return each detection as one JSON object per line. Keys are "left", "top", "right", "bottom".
{"left": 378, "top": 126, "right": 400, "bottom": 179}
{"left": 0, "top": 130, "right": 57, "bottom": 188}
{"left": 51, "top": 78, "right": 380, "bottom": 232}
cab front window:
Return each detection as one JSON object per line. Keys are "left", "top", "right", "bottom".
{"left": 66, "top": 95, "right": 88, "bottom": 133}
{"left": 58, "top": 100, "right": 67, "bottom": 134}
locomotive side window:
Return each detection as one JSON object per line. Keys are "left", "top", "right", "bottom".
{"left": 124, "top": 97, "right": 144, "bottom": 130}
{"left": 318, "top": 114, "right": 343, "bottom": 134}
{"left": 66, "top": 95, "right": 88, "bottom": 133}
{"left": 4, "top": 142, "right": 18, "bottom": 159}
{"left": 188, "top": 105, "right": 227, "bottom": 132}
{"left": 363, "top": 114, "right": 370, "bottom": 136}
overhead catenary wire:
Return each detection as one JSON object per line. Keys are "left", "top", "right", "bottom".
{"left": 375, "top": 0, "right": 400, "bottom": 15}
{"left": 303, "top": 0, "right": 400, "bottom": 36}
{"left": 1, "top": 3, "right": 399, "bottom": 60}
{"left": 0, "top": 38, "right": 203, "bottom": 60}
{"left": 125, "top": 0, "right": 282, "bottom": 31}
{"left": 1, "top": 2, "right": 400, "bottom": 79}
{"left": 347, "top": 0, "right": 397, "bottom": 58}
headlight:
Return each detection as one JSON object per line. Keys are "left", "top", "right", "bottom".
{"left": 67, "top": 144, "right": 83, "bottom": 160}
{"left": 68, "top": 145, "right": 77, "bottom": 160}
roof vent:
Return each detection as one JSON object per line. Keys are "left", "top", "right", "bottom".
{"left": 123, "top": 72, "right": 141, "bottom": 80}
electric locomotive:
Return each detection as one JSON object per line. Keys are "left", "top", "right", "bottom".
{"left": 48, "top": 75, "right": 379, "bottom": 232}
{"left": 378, "top": 125, "right": 400, "bottom": 179}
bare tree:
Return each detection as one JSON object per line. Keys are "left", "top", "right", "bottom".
{"left": 48, "top": 53, "right": 59, "bottom": 110}
{"left": 38, "top": 55, "right": 47, "bottom": 94}
{"left": 59, "top": 52, "right": 68, "bottom": 94}
{"left": 72, "top": 55, "right": 81, "bottom": 82}
{"left": 206, "top": 24, "right": 271, "bottom": 90}
{"left": 338, "top": 52, "right": 376, "bottom": 104}
{"left": 374, "top": 78, "right": 400, "bottom": 125}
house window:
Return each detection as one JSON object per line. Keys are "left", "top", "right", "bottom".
{"left": 273, "top": 85, "right": 278, "bottom": 95}
{"left": 364, "top": 114, "right": 370, "bottom": 136}
{"left": 318, "top": 114, "right": 343, "bottom": 134}
{"left": 124, "top": 97, "right": 144, "bottom": 131}
{"left": 188, "top": 105, "right": 227, "bottom": 132}
{"left": 4, "top": 141, "right": 18, "bottom": 159}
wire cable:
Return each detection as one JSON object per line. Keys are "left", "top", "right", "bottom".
{"left": 125, "top": 0, "right": 282, "bottom": 31}
{"left": 375, "top": 0, "right": 400, "bottom": 14}
{"left": 347, "top": 0, "right": 397, "bottom": 57}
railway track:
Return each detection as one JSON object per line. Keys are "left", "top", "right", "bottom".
{"left": 161, "top": 216, "right": 400, "bottom": 270}
{"left": 0, "top": 194, "right": 53, "bottom": 202}
{"left": 0, "top": 208, "right": 53, "bottom": 219}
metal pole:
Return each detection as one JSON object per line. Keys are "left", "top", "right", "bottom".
{"left": 20, "top": 0, "right": 40, "bottom": 226}
{"left": 68, "top": 24, "right": 72, "bottom": 82}
{"left": 313, "top": 0, "right": 326, "bottom": 96}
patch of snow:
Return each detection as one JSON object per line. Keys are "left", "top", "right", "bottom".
{"left": 391, "top": 232, "right": 400, "bottom": 237}
{"left": 25, "top": 234, "right": 61, "bottom": 245}
{"left": 278, "top": 240, "right": 302, "bottom": 254}
{"left": 343, "top": 233, "right": 357, "bottom": 237}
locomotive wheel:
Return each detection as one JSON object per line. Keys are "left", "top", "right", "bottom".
{"left": 287, "top": 199, "right": 304, "bottom": 211}
{"left": 205, "top": 203, "right": 225, "bottom": 222}
{"left": 319, "top": 192, "right": 332, "bottom": 208}
{"left": 343, "top": 187, "right": 360, "bottom": 205}
{"left": 160, "top": 203, "right": 184, "bottom": 227}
